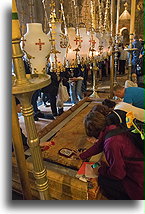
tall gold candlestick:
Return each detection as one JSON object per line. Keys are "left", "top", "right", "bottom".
{"left": 12, "top": 0, "right": 51, "bottom": 200}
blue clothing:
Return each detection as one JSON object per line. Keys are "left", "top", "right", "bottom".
{"left": 124, "top": 87, "right": 144, "bottom": 109}
{"left": 69, "top": 79, "right": 83, "bottom": 104}
{"left": 131, "top": 40, "right": 142, "bottom": 72}
{"left": 132, "top": 40, "right": 142, "bottom": 59}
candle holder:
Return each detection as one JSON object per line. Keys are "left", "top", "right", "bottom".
{"left": 89, "top": 62, "right": 100, "bottom": 98}
{"left": 113, "top": 34, "right": 120, "bottom": 84}
{"left": 89, "top": 48, "right": 100, "bottom": 98}
{"left": 73, "top": 47, "right": 80, "bottom": 63}
{"left": 12, "top": 0, "right": 51, "bottom": 200}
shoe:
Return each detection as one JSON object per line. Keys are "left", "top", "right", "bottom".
{"left": 58, "top": 108, "right": 64, "bottom": 116}
{"left": 34, "top": 115, "right": 39, "bottom": 121}
{"left": 36, "top": 112, "right": 45, "bottom": 118}
{"left": 44, "top": 104, "right": 49, "bottom": 107}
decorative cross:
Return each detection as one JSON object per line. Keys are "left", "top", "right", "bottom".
{"left": 74, "top": 37, "right": 80, "bottom": 45}
{"left": 21, "top": 37, "right": 26, "bottom": 48}
{"left": 35, "top": 39, "right": 45, "bottom": 50}
{"left": 50, "top": 1, "right": 55, "bottom": 8}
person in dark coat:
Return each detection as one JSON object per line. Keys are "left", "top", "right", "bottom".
{"left": 42, "top": 70, "right": 69, "bottom": 117}
{"left": 42, "top": 72, "right": 59, "bottom": 117}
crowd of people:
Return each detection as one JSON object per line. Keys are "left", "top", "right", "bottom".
{"left": 77, "top": 86, "right": 144, "bottom": 199}
{"left": 118, "top": 35, "right": 144, "bottom": 86}
{"left": 20, "top": 55, "right": 111, "bottom": 120}
{"left": 13, "top": 33, "right": 144, "bottom": 200}
{"left": 12, "top": 34, "right": 142, "bottom": 122}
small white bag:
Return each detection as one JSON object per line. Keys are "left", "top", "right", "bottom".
{"left": 56, "top": 82, "right": 69, "bottom": 107}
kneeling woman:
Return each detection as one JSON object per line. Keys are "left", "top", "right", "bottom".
{"left": 79, "top": 109, "right": 143, "bottom": 200}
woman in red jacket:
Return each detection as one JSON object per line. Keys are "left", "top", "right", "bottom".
{"left": 79, "top": 108, "right": 144, "bottom": 200}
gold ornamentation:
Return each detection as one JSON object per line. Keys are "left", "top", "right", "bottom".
{"left": 12, "top": 0, "right": 50, "bottom": 200}
{"left": 59, "top": 33, "right": 68, "bottom": 48}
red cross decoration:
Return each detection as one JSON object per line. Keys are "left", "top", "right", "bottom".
{"left": 35, "top": 39, "right": 45, "bottom": 50}
{"left": 74, "top": 37, "right": 80, "bottom": 45}
{"left": 89, "top": 36, "right": 96, "bottom": 48}
{"left": 21, "top": 37, "right": 26, "bottom": 49}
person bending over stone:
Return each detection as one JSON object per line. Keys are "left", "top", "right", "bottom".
{"left": 78, "top": 109, "right": 143, "bottom": 200}
{"left": 113, "top": 84, "right": 144, "bottom": 109}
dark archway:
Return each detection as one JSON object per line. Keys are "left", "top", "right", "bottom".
{"left": 120, "top": 27, "right": 130, "bottom": 45}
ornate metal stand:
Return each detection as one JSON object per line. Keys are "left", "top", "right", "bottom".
{"left": 90, "top": 60, "right": 100, "bottom": 98}
{"left": 114, "top": 34, "right": 119, "bottom": 85}
{"left": 12, "top": 95, "right": 32, "bottom": 200}
{"left": 12, "top": 0, "right": 51, "bottom": 200}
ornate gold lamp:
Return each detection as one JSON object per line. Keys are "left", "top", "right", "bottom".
{"left": 12, "top": 0, "right": 51, "bottom": 200}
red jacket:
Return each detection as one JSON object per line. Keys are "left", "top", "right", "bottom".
{"left": 80, "top": 125, "right": 144, "bottom": 200}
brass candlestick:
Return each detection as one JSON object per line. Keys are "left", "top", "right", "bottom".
{"left": 12, "top": 0, "right": 51, "bottom": 200}
{"left": 73, "top": 47, "right": 80, "bottom": 64}
{"left": 89, "top": 62, "right": 100, "bottom": 98}
{"left": 113, "top": 0, "right": 120, "bottom": 85}
{"left": 89, "top": 48, "right": 100, "bottom": 98}
{"left": 114, "top": 34, "right": 119, "bottom": 84}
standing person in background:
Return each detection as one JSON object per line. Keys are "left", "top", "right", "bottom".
{"left": 41, "top": 72, "right": 60, "bottom": 118}
{"left": 69, "top": 65, "right": 84, "bottom": 104}
{"left": 136, "top": 40, "right": 144, "bottom": 87}
{"left": 131, "top": 35, "right": 142, "bottom": 72}
{"left": 118, "top": 43, "right": 127, "bottom": 75}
